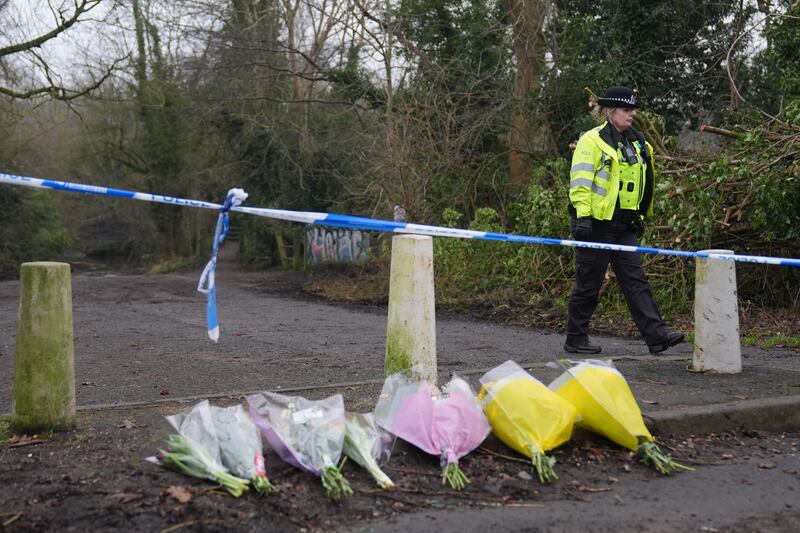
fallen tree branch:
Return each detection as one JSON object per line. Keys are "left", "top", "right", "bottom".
{"left": 658, "top": 155, "right": 707, "bottom": 164}
{"left": 698, "top": 125, "right": 744, "bottom": 140}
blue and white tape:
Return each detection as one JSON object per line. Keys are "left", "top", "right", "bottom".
{"left": 197, "top": 188, "right": 248, "bottom": 341}
{"left": 3, "top": 172, "right": 797, "bottom": 267}
{"left": 2, "top": 171, "right": 800, "bottom": 339}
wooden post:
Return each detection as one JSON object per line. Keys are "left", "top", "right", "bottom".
{"left": 692, "top": 250, "right": 742, "bottom": 373}
{"left": 385, "top": 235, "right": 437, "bottom": 384}
{"left": 13, "top": 262, "right": 76, "bottom": 432}
{"left": 275, "top": 232, "right": 290, "bottom": 270}
{"left": 292, "top": 227, "right": 303, "bottom": 271}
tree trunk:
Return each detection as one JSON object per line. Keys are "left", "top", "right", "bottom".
{"left": 131, "top": 0, "right": 147, "bottom": 92}
{"left": 505, "top": 0, "right": 552, "bottom": 188}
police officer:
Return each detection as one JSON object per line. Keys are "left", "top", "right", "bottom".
{"left": 564, "top": 85, "right": 684, "bottom": 355}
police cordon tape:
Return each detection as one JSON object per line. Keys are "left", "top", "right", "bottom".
{"left": 3, "top": 171, "right": 800, "bottom": 340}
{"left": 4, "top": 171, "right": 799, "bottom": 266}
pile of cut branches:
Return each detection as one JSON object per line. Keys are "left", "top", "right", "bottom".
{"left": 647, "top": 118, "right": 800, "bottom": 308}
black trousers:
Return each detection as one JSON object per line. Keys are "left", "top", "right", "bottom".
{"left": 566, "top": 219, "right": 669, "bottom": 346}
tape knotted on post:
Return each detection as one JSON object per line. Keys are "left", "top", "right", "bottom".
{"left": 197, "top": 188, "right": 248, "bottom": 341}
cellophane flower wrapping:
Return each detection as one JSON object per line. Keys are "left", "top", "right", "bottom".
{"left": 549, "top": 359, "right": 692, "bottom": 475}
{"left": 374, "top": 373, "right": 490, "bottom": 490}
{"left": 343, "top": 412, "right": 395, "bottom": 488}
{"left": 148, "top": 399, "right": 250, "bottom": 497}
{"left": 247, "top": 391, "right": 353, "bottom": 500}
{"left": 478, "top": 360, "right": 577, "bottom": 483}
{"left": 210, "top": 404, "right": 277, "bottom": 494}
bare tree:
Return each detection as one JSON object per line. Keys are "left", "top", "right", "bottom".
{"left": 0, "top": 0, "right": 125, "bottom": 101}
{"left": 281, "top": 0, "right": 352, "bottom": 154}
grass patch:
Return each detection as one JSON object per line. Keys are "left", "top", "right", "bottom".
{"left": 742, "top": 334, "right": 800, "bottom": 348}
{"left": 0, "top": 417, "right": 11, "bottom": 444}
{"left": 147, "top": 256, "right": 201, "bottom": 274}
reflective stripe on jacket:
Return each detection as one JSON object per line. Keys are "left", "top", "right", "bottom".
{"left": 569, "top": 122, "right": 655, "bottom": 220}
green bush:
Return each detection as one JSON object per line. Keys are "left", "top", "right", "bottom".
{"left": 433, "top": 173, "right": 576, "bottom": 309}
{"left": 239, "top": 217, "right": 280, "bottom": 267}
{"left": 432, "top": 148, "right": 800, "bottom": 320}
{"left": 0, "top": 189, "right": 71, "bottom": 276}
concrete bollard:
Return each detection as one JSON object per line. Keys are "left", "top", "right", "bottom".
{"left": 692, "top": 250, "right": 742, "bottom": 373}
{"left": 385, "top": 235, "right": 437, "bottom": 384}
{"left": 13, "top": 262, "right": 76, "bottom": 432}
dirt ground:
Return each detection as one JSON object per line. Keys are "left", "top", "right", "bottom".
{"left": 1, "top": 401, "right": 799, "bottom": 533}
{"left": 1, "top": 264, "right": 800, "bottom": 532}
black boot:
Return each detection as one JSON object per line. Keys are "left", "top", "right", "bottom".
{"left": 648, "top": 331, "right": 685, "bottom": 354}
{"left": 564, "top": 340, "right": 602, "bottom": 354}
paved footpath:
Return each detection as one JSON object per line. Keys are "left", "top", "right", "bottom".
{"left": 2, "top": 265, "right": 799, "bottom": 426}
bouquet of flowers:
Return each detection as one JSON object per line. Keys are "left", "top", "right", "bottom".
{"left": 374, "top": 373, "right": 490, "bottom": 490}
{"left": 478, "top": 360, "right": 578, "bottom": 483}
{"left": 550, "top": 360, "right": 693, "bottom": 475}
{"left": 343, "top": 412, "right": 395, "bottom": 489}
{"left": 247, "top": 391, "right": 353, "bottom": 501}
{"left": 149, "top": 400, "right": 250, "bottom": 497}
{"left": 210, "top": 404, "right": 277, "bottom": 494}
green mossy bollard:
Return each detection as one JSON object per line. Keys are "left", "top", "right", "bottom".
{"left": 385, "top": 235, "right": 437, "bottom": 384}
{"left": 13, "top": 262, "right": 76, "bottom": 432}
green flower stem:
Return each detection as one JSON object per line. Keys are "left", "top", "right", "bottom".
{"left": 637, "top": 441, "right": 695, "bottom": 475}
{"left": 216, "top": 471, "right": 250, "bottom": 497}
{"left": 532, "top": 451, "right": 558, "bottom": 484}
{"left": 156, "top": 435, "right": 250, "bottom": 497}
{"left": 366, "top": 464, "right": 395, "bottom": 489}
{"left": 343, "top": 430, "right": 394, "bottom": 489}
{"left": 251, "top": 474, "right": 278, "bottom": 495}
{"left": 442, "top": 462, "right": 470, "bottom": 491}
{"left": 321, "top": 465, "right": 353, "bottom": 502}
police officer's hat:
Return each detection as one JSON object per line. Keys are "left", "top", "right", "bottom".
{"left": 597, "top": 86, "right": 639, "bottom": 109}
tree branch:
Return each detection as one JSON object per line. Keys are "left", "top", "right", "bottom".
{"left": 351, "top": 0, "right": 444, "bottom": 85}
{"left": 698, "top": 124, "right": 744, "bottom": 139}
{"left": 0, "top": 0, "right": 101, "bottom": 58}
{"left": 0, "top": 55, "right": 127, "bottom": 101}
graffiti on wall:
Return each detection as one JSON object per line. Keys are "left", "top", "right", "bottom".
{"left": 306, "top": 226, "right": 371, "bottom": 264}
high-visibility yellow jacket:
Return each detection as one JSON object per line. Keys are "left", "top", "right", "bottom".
{"left": 569, "top": 122, "right": 655, "bottom": 220}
